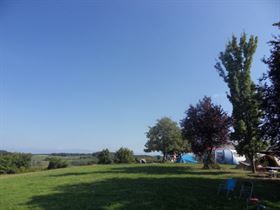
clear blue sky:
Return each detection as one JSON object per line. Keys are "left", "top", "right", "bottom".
{"left": 0, "top": 0, "right": 279, "bottom": 154}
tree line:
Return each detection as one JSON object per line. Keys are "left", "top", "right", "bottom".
{"left": 145, "top": 23, "right": 280, "bottom": 173}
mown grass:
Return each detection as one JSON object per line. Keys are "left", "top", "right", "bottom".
{"left": 0, "top": 164, "right": 279, "bottom": 210}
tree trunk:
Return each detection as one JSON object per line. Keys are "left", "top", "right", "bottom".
{"left": 249, "top": 155, "right": 256, "bottom": 174}
{"left": 162, "top": 152, "right": 167, "bottom": 162}
{"left": 203, "top": 150, "right": 214, "bottom": 169}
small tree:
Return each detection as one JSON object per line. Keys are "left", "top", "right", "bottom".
{"left": 181, "top": 97, "right": 231, "bottom": 169}
{"left": 260, "top": 22, "right": 280, "bottom": 153}
{"left": 97, "top": 149, "right": 113, "bottom": 164}
{"left": 145, "top": 117, "right": 189, "bottom": 161}
{"left": 114, "top": 147, "right": 135, "bottom": 163}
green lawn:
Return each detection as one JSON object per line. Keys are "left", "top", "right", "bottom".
{"left": 0, "top": 164, "right": 279, "bottom": 210}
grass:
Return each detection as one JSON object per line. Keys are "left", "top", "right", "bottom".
{"left": 0, "top": 164, "right": 279, "bottom": 210}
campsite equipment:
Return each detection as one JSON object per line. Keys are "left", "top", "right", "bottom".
{"left": 239, "top": 181, "right": 266, "bottom": 209}
{"left": 217, "top": 178, "right": 237, "bottom": 197}
{"left": 239, "top": 181, "right": 253, "bottom": 199}
{"left": 246, "top": 198, "right": 266, "bottom": 210}
{"left": 214, "top": 149, "right": 245, "bottom": 165}
{"left": 176, "top": 153, "right": 197, "bottom": 163}
{"left": 139, "top": 159, "right": 146, "bottom": 164}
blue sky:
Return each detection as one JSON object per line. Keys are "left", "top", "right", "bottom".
{"left": 0, "top": 0, "right": 279, "bottom": 154}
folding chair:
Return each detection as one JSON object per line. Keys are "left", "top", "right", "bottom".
{"left": 239, "top": 181, "right": 253, "bottom": 199}
{"left": 217, "top": 178, "right": 237, "bottom": 197}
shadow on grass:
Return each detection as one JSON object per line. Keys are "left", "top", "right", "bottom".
{"left": 28, "top": 166, "right": 280, "bottom": 210}
{"left": 27, "top": 177, "right": 245, "bottom": 210}
{"left": 50, "top": 165, "right": 234, "bottom": 177}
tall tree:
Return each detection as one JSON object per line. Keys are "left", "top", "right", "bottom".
{"left": 215, "top": 33, "right": 265, "bottom": 173}
{"left": 260, "top": 22, "right": 280, "bottom": 154}
{"left": 145, "top": 117, "right": 188, "bottom": 161}
{"left": 181, "top": 97, "right": 231, "bottom": 169}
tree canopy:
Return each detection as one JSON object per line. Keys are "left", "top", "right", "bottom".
{"left": 260, "top": 22, "right": 280, "bottom": 154}
{"left": 97, "top": 149, "right": 113, "bottom": 164}
{"left": 114, "top": 147, "right": 135, "bottom": 163}
{"left": 181, "top": 97, "right": 231, "bottom": 168}
{"left": 145, "top": 117, "right": 188, "bottom": 161}
{"left": 215, "top": 33, "right": 265, "bottom": 173}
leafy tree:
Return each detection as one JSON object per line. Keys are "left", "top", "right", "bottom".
{"left": 215, "top": 33, "right": 265, "bottom": 173}
{"left": 114, "top": 147, "right": 135, "bottom": 163}
{"left": 259, "top": 22, "right": 280, "bottom": 154}
{"left": 181, "top": 97, "right": 231, "bottom": 169}
{"left": 97, "top": 149, "right": 113, "bottom": 164}
{"left": 145, "top": 117, "right": 188, "bottom": 161}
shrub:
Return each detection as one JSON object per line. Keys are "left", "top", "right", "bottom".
{"left": 47, "top": 157, "right": 68, "bottom": 169}
{"left": 98, "top": 149, "right": 113, "bottom": 164}
{"left": 0, "top": 152, "right": 32, "bottom": 174}
{"left": 114, "top": 147, "right": 135, "bottom": 163}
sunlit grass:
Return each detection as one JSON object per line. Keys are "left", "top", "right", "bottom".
{"left": 0, "top": 164, "right": 279, "bottom": 210}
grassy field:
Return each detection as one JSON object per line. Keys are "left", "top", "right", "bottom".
{"left": 0, "top": 164, "right": 279, "bottom": 210}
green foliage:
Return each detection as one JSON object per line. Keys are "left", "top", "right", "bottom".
{"left": 98, "top": 149, "right": 113, "bottom": 164}
{"left": 260, "top": 22, "right": 280, "bottom": 154}
{"left": 0, "top": 152, "right": 32, "bottom": 174}
{"left": 145, "top": 117, "right": 189, "bottom": 161}
{"left": 31, "top": 154, "right": 98, "bottom": 168}
{"left": 181, "top": 97, "right": 231, "bottom": 168}
{"left": 114, "top": 147, "right": 135, "bottom": 163}
{"left": 215, "top": 33, "right": 265, "bottom": 173}
{"left": 47, "top": 157, "right": 68, "bottom": 170}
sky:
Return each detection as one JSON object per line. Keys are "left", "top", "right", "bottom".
{"left": 0, "top": 0, "right": 279, "bottom": 154}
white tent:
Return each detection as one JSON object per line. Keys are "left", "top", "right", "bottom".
{"left": 214, "top": 149, "right": 246, "bottom": 165}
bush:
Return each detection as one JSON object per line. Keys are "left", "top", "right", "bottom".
{"left": 47, "top": 157, "right": 68, "bottom": 169}
{"left": 0, "top": 152, "right": 32, "bottom": 174}
{"left": 98, "top": 149, "right": 113, "bottom": 164}
{"left": 114, "top": 147, "right": 135, "bottom": 163}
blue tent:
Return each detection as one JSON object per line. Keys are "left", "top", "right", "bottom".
{"left": 176, "top": 153, "right": 197, "bottom": 163}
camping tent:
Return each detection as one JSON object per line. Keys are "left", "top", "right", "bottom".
{"left": 214, "top": 149, "right": 245, "bottom": 165}
{"left": 176, "top": 153, "right": 197, "bottom": 163}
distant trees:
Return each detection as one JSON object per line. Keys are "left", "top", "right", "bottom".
{"left": 259, "top": 22, "right": 280, "bottom": 154}
{"left": 215, "top": 33, "right": 265, "bottom": 173}
{"left": 0, "top": 152, "right": 32, "bottom": 174}
{"left": 145, "top": 117, "right": 189, "bottom": 161}
{"left": 0, "top": 150, "right": 8, "bottom": 154}
{"left": 97, "top": 149, "right": 113, "bottom": 164}
{"left": 114, "top": 147, "right": 135, "bottom": 163}
{"left": 181, "top": 97, "right": 231, "bottom": 168}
